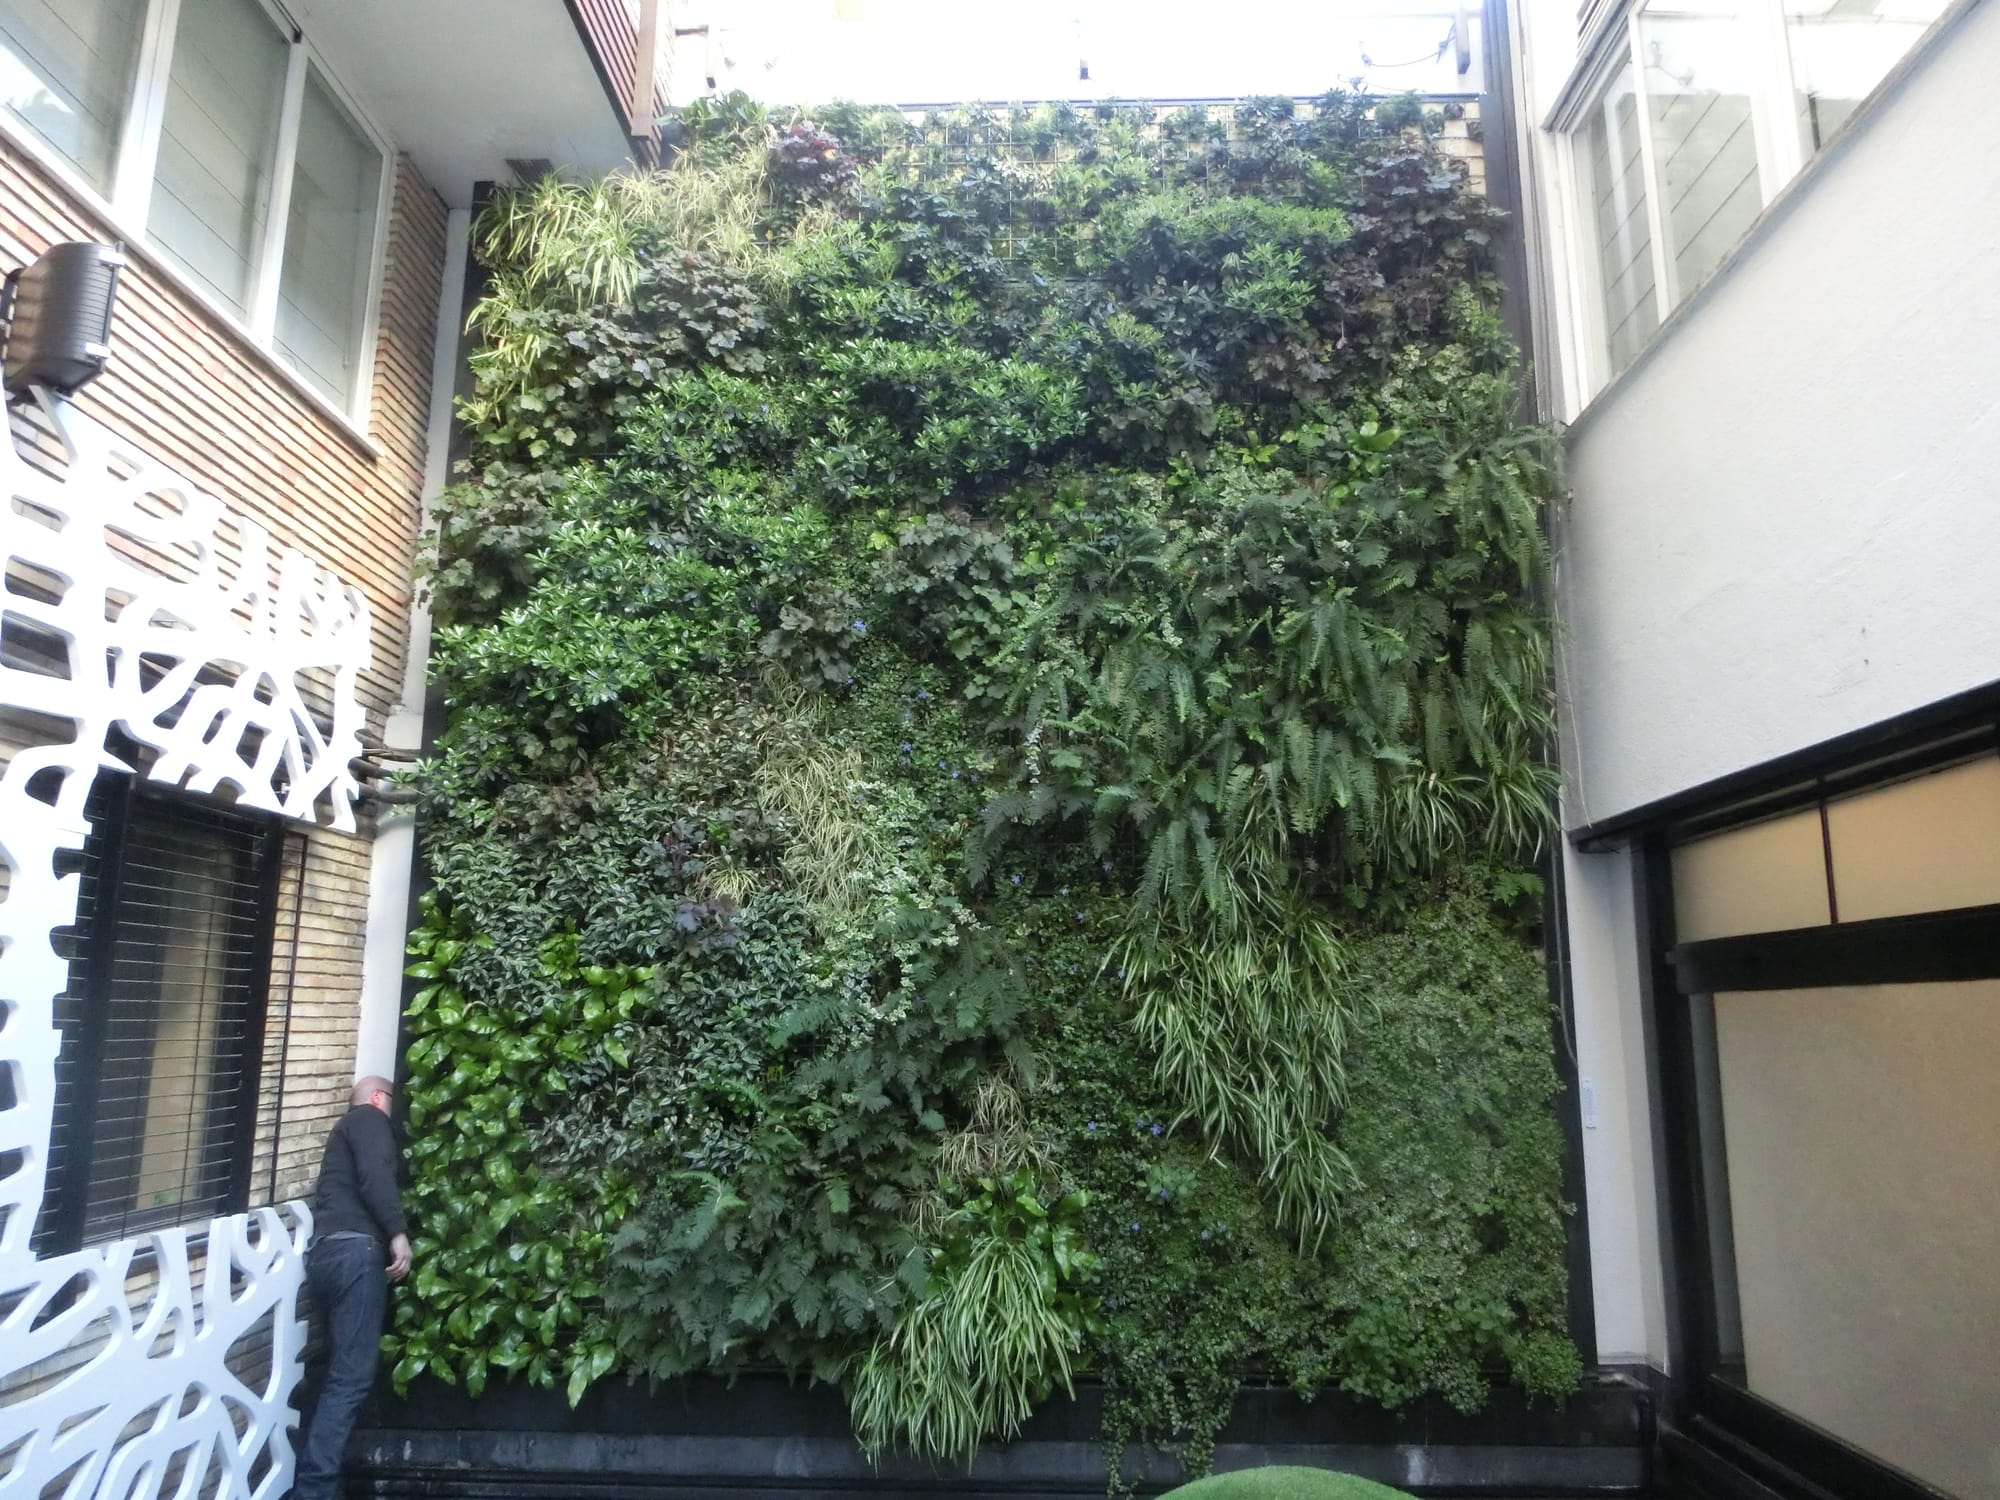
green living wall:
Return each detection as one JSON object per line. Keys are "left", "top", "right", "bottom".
{"left": 392, "top": 92, "right": 1577, "bottom": 1481}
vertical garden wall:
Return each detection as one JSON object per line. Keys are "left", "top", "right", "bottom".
{"left": 392, "top": 92, "right": 1577, "bottom": 1484}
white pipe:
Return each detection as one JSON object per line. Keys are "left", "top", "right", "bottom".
{"left": 354, "top": 203, "right": 471, "bottom": 1081}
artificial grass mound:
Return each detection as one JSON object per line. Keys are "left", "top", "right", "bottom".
{"left": 1161, "top": 1467, "right": 1414, "bottom": 1500}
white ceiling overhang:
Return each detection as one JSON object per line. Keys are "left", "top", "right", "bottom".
{"left": 290, "top": 0, "right": 637, "bottom": 207}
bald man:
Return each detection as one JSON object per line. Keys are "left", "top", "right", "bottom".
{"left": 294, "top": 1075, "right": 412, "bottom": 1500}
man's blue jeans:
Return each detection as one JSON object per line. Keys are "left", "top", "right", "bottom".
{"left": 293, "top": 1234, "right": 387, "bottom": 1500}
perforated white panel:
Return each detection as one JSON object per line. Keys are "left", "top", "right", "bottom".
{"left": 0, "top": 1204, "right": 313, "bottom": 1499}
{"left": 0, "top": 381, "right": 369, "bottom": 1499}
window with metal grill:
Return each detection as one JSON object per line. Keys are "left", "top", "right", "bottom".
{"left": 33, "top": 773, "right": 286, "bottom": 1254}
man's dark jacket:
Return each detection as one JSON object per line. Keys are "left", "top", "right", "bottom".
{"left": 311, "top": 1104, "right": 407, "bottom": 1242}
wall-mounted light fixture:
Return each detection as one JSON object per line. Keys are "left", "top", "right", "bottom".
{"left": 1, "top": 241, "right": 125, "bottom": 398}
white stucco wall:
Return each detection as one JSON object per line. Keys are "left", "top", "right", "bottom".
{"left": 1499, "top": 0, "right": 1683, "bottom": 1377}
{"left": 1553, "top": 0, "right": 2000, "bottom": 825}
{"left": 1559, "top": 840, "right": 1670, "bottom": 1368}
{"left": 355, "top": 207, "right": 471, "bottom": 1081}
{"left": 1502, "top": 0, "right": 2000, "bottom": 1378}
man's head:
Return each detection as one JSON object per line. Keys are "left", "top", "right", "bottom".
{"left": 352, "top": 1074, "right": 395, "bottom": 1114}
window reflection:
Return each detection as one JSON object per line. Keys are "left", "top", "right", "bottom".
{"left": 1784, "top": 0, "right": 1950, "bottom": 152}
{"left": 1581, "top": 63, "right": 1661, "bottom": 378}
{"left": 1639, "top": 2, "right": 1768, "bottom": 299}
{"left": 1565, "top": 0, "right": 1953, "bottom": 395}
{"left": 0, "top": 0, "right": 146, "bottom": 190}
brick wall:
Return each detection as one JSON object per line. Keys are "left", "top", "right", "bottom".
{"left": 1437, "top": 101, "right": 1489, "bottom": 196}
{"left": 0, "top": 140, "right": 449, "bottom": 1211}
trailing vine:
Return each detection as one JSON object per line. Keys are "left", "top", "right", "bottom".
{"left": 392, "top": 90, "right": 1577, "bottom": 1485}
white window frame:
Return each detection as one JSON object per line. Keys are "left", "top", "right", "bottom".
{"left": 1543, "top": 0, "right": 1951, "bottom": 408}
{"left": 0, "top": 0, "right": 396, "bottom": 440}
{"left": 1630, "top": 0, "right": 1802, "bottom": 307}
{"left": 1552, "top": 36, "right": 1654, "bottom": 399}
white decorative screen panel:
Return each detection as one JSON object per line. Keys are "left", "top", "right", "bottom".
{"left": 0, "top": 378, "right": 370, "bottom": 1500}
{"left": 0, "top": 1204, "right": 313, "bottom": 1499}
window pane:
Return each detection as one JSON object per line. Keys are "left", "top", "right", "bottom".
{"left": 1785, "top": 0, "right": 1949, "bottom": 154}
{"left": 1579, "top": 63, "right": 1659, "bottom": 380}
{"left": 149, "top": 0, "right": 288, "bottom": 317}
{"left": 1712, "top": 982, "right": 2000, "bottom": 1500}
{"left": 80, "top": 794, "right": 267, "bottom": 1242}
{"left": 1826, "top": 755, "right": 2000, "bottom": 921}
{"left": 1671, "top": 805, "right": 1830, "bottom": 940}
{"left": 33, "top": 781, "right": 272, "bottom": 1253}
{"left": 0, "top": 0, "right": 145, "bottom": 190}
{"left": 1639, "top": 3, "right": 1768, "bottom": 301}
{"left": 275, "top": 66, "right": 382, "bottom": 406}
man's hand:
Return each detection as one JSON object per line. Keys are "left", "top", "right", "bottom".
{"left": 387, "top": 1233, "right": 412, "bottom": 1282}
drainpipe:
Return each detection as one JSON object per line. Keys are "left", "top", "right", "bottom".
{"left": 353, "top": 205, "right": 472, "bottom": 1081}
{"left": 1481, "top": 0, "right": 1601, "bottom": 1371}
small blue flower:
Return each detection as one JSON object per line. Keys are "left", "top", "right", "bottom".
{"left": 1010, "top": 873, "right": 1022, "bottom": 885}
{"left": 1101, "top": 859, "right": 1115, "bottom": 873}
{"left": 1129, "top": 1222, "right": 1141, "bottom": 1233}
{"left": 970, "top": 773, "right": 979, "bottom": 783}
{"left": 1086, "top": 1121, "right": 1097, "bottom": 1132}
{"left": 1075, "top": 912, "right": 1086, "bottom": 922}
{"left": 916, "top": 689, "right": 930, "bottom": 701}
{"left": 951, "top": 771, "right": 960, "bottom": 780}
{"left": 852, "top": 619, "right": 867, "bottom": 633}
{"left": 1150, "top": 1123, "right": 1163, "bottom": 1137}
{"left": 1116, "top": 968, "right": 1127, "bottom": 980}
{"left": 1060, "top": 886, "right": 1070, "bottom": 896}
{"left": 1200, "top": 1229, "right": 1211, "bottom": 1240}
{"left": 937, "top": 760, "right": 946, "bottom": 770}
{"left": 901, "top": 741, "right": 912, "bottom": 752}
{"left": 1158, "top": 1186, "right": 1170, "bottom": 1199}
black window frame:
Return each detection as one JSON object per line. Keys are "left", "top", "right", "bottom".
{"left": 33, "top": 770, "right": 288, "bottom": 1256}
{"left": 1609, "top": 690, "right": 2000, "bottom": 1500}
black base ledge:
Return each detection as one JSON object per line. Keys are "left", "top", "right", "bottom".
{"left": 348, "top": 1370, "right": 1652, "bottom": 1498}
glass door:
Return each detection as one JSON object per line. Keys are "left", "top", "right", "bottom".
{"left": 1658, "top": 748, "right": 2000, "bottom": 1500}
